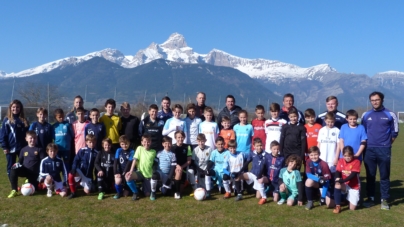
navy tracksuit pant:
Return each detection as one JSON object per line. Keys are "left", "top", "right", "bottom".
{"left": 364, "top": 147, "right": 391, "bottom": 200}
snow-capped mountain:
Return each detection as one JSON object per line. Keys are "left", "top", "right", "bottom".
{"left": 1, "top": 33, "right": 402, "bottom": 81}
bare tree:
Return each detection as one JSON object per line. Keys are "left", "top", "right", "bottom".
{"left": 17, "top": 82, "right": 63, "bottom": 107}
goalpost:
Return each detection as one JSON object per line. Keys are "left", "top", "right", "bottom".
{"left": 397, "top": 112, "right": 404, "bottom": 124}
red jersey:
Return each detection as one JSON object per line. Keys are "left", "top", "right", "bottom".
{"left": 336, "top": 158, "right": 361, "bottom": 190}
{"left": 219, "top": 129, "right": 235, "bottom": 149}
{"left": 251, "top": 118, "right": 266, "bottom": 151}
{"left": 305, "top": 123, "right": 322, "bottom": 151}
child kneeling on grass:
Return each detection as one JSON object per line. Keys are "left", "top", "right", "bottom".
{"left": 278, "top": 154, "right": 304, "bottom": 206}
{"left": 125, "top": 134, "right": 156, "bottom": 201}
{"left": 113, "top": 135, "right": 135, "bottom": 199}
{"left": 95, "top": 138, "right": 115, "bottom": 200}
{"left": 333, "top": 146, "right": 361, "bottom": 214}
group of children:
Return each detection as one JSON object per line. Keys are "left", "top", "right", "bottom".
{"left": 1, "top": 96, "right": 368, "bottom": 214}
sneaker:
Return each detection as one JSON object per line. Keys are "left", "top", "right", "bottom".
{"left": 258, "top": 198, "right": 266, "bottom": 205}
{"left": 363, "top": 197, "right": 375, "bottom": 208}
{"left": 224, "top": 192, "right": 231, "bottom": 199}
{"left": 319, "top": 198, "right": 326, "bottom": 206}
{"left": 24, "top": 179, "right": 29, "bottom": 184}
{"left": 7, "top": 190, "right": 18, "bottom": 198}
{"left": 150, "top": 192, "right": 156, "bottom": 201}
{"left": 47, "top": 189, "right": 53, "bottom": 198}
{"left": 132, "top": 193, "right": 139, "bottom": 201}
{"left": 333, "top": 205, "right": 341, "bottom": 214}
{"left": 174, "top": 193, "right": 181, "bottom": 199}
{"left": 381, "top": 199, "right": 390, "bottom": 210}
{"left": 277, "top": 198, "right": 286, "bottom": 205}
{"left": 235, "top": 194, "right": 243, "bottom": 201}
{"left": 305, "top": 201, "right": 314, "bottom": 210}
{"left": 98, "top": 192, "right": 104, "bottom": 200}
{"left": 67, "top": 193, "right": 76, "bottom": 199}
{"left": 113, "top": 193, "right": 121, "bottom": 199}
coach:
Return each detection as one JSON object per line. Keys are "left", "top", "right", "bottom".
{"left": 195, "top": 92, "right": 215, "bottom": 121}
{"left": 279, "top": 93, "right": 305, "bottom": 124}
{"left": 217, "top": 95, "right": 242, "bottom": 129}
{"left": 361, "top": 91, "right": 398, "bottom": 210}
{"left": 316, "top": 96, "right": 347, "bottom": 129}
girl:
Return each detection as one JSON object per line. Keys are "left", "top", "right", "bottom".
{"left": 233, "top": 110, "right": 254, "bottom": 154}
{"left": 1, "top": 100, "right": 29, "bottom": 177}
{"left": 65, "top": 95, "right": 89, "bottom": 123}
{"left": 333, "top": 146, "right": 361, "bottom": 213}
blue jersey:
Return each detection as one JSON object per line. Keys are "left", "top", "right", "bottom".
{"left": 0, "top": 116, "right": 29, "bottom": 153}
{"left": 71, "top": 147, "right": 98, "bottom": 179}
{"left": 115, "top": 148, "right": 134, "bottom": 174}
{"left": 223, "top": 151, "right": 247, "bottom": 174}
{"left": 338, "top": 123, "right": 367, "bottom": 160}
{"left": 39, "top": 156, "right": 67, "bottom": 183}
{"left": 233, "top": 124, "right": 254, "bottom": 153}
{"left": 156, "top": 150, "right": 177, "bottom": 174}
{"left": 209, "top": 149, "right": 230, "bottom": 172}
{"left": 246, "top": 151, "right": 267, "bottom": 177}
{"left": 362, "top": 107, "right": 399, "bottom": 147}
{"left": 265, "top": 154, "right": 284, "bottom": 183}
{"left": 29, "top": 121, "right": 54, "bottom": 152}
{"left": 84, "top": 122, "right": 106, "bottom": 151}
{"left": 53, "top": 121, "right": 74, "bottom": 152}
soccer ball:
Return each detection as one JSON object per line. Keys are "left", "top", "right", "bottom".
{"left": 193, "top": 188, "right": 206, "bottom": 201}
{"left": 21, "top": 183, "right": 35, "bottom": 196}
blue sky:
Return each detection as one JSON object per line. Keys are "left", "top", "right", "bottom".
{"left": 1, "top": 1, "right": 403, "bottom": 76}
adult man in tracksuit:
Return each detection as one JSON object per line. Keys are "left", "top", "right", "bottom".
{"left": 361, "top": 91, "right": 398, "bottom": 210}
{"left": 217, "top": 95, "right": 242, "bottom": 130}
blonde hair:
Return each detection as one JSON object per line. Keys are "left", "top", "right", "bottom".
{"left": 7, "top": 100, "right": 28, "bottom": 127}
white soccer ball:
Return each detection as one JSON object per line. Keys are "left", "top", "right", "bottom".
{"left": 194, "top": 187, "right": 206, "bottom": 201}
{"left": 21, "top": 183, "right": 35, "bottom": 196}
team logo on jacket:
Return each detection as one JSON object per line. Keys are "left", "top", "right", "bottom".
{"left": 368, "top": 117, "right": 372, "bottom": 120}
{"left": 40, "top": 129, "right": 44, "bottom": 134}
{"left": 56, "top": 162, "right": 60, "bottom": 167}
{"left": 146, "top": 123, "right": 150, "bottom": 127}
{"left": 158, "top": 121, "right": 164, "bottom": 127}
{"left": 317, "top": 169, "right": 322, "bottom": 174}
{"left": 24, "top": 152, "right": 28, "bottom": 156}
{"left": 34, "top": 151, "right": 38, "bottom": 155}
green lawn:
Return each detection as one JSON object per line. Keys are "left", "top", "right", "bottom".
{"left": 1, "top": 126, "right": 404, "bottom": 226}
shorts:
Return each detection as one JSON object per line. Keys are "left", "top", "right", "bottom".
{"left": 271, "top": 181, "right": 279, "bottom": 193}
{"left": 245, "top": 172, "right": 264, "bottom": 191}
{"left": 74, "top": 176, "right": 92, "bottom": 190}
{"left": 342, "top": 184, "right": 360, "bottom": 206}
{"left": 45, "top": 180, "right": 65, "bottom": 193}
{"left": 135, "top": 171, "right": 151, "bottom": 195}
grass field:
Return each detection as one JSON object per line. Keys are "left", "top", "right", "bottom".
{"left": 1, "top": 126, "right": 404, "bottom": 226}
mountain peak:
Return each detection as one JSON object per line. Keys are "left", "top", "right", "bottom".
{"left": 161, "top": 33, "right": 187, "bottom": 49}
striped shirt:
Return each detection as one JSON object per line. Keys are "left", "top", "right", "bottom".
{"left": 157, "top": 150, "right": 177, "bottom": 174}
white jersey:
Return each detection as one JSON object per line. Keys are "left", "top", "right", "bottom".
{"left": 162, "top": 118, "right": 187, "bottom": 144}
{"left": 317, "top": 126, "right": 340, "bottom": 165}
{"left": 227, "top": 152, "right": 245, "bottom": 173}
{"left": 264, "top": 118, "right": 287, "bottom": 153}
{"left": 192, "top": 145, "right": 213, "bottom": 170}
{"left": 199, "top": 121, "right": 219, "bottom": 149}
{"left": 185, "top": 117, "right": 202, "bottom": 145}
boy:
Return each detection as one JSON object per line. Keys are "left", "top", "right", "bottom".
{"left": 279, "top": 108, "right": 307, "bottom": 162}
{"left": 53, "top": 108, "right": 74, "bottom": 173}
{"left": 150, "top": 136, "right": 178, "bottom": 200}
{"left": 336, "top": 109, "right": 367, "bottom": 162}
{"left": 68, "top": 134, "right": 98, "bottom": 199}
{"left": 138, "top": 104, "right": 164, "bottom": 151}
{"left": 208, "top": 136, "right": 230, "bottom": 197}
{"left": 95, "top": 138, "right": 115, "bottom": 200}
{"left": 265, "top": 140, "right": 285, "bottom": 202}
{"left": 218, "top": 116, "right": 235, "bottom": 149}
{"left": 120, "top": 102, "right": 140, "bottom": 150}
{"left": 305, "top": 146, "right": 333, "bottom": 210}
{"left": 125, "top": 135, "right": 157, "bottom": 200}
{"left": 199, "top": 107, "right": 219, "bottom": 149}
{"left": 29, "top": 108, "right": 54, "bottom": 154}
{"left": 264, "top": 103, "right": 287, "bottom": 153}
{"left": 39, "top": 143, "right": 68, "bottom": 198}
{"left": 234, "top": 110, "right": 254, "bottom": 154}
{"left": 184, "top": 103, "right": 202, "bottom": 149}
{"left": 8, "top": 131, "right": 46, "bottom": 198}
{"left": 162, "top": 104, "right": 188, "bottom": 145}
{"left": 317, "top": 112, "right": 340, "bottom": 172}
{"left": 278, "top": 154, "right": 304, "bottom": 206}
{"left": 222, "top": 140, "right": 247, "bottom": 201}
{"left": 251, "top": 105, "right": 266, "bottom": 151}
{"left": 190, "top": 133, "right": 214, "bottom": 197}
{"left": 85, "top": 108, "right": 106, "bottom": 152}
{"left": 304, "top": 108, "right": 322, "bottom": 162}
{"left": 72, "top": 107, "right": 90, "bottom": 154}
{"left": 171, "top": 131, "right": 192, "bottom": 198}
{"left": 99, "top": 99, "right": 122, "bottom": 152}
{"left": 240, "top": 138, "right": 268, "bottom": 205}
{"left": 113, "top": 135, "right": 136, "bottom": 199}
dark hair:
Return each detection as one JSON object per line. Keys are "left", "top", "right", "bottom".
{"left": 369, "top": 91, "right": 384, "bottom": 102}
{"left": 222, "top": 116, "right": 230, "bottom": 123}
{"left": 162, "top": 136, "right": 172, "bottom": 144}
{"left": 37, "top": 107, "right": 48, "bottom": 116}
{"left": 46, "top": 143, "right": 58, "bottom": 152}
{"left": 186, "top": 103, "right": 196, "bottom": 111}
{"left": 342, "top": 146, "right": 354, "bottom": 156}
{"left": 345, "top": 109, "right": 358, "bottom": 118}
{"left": 149, "top": 104, "right": 158, "bottom": 111}
{"left": 326, "top": 96, "right": 338, "bottom": 103}
{"left": 270, "top": 103, "right": 280, "bottom": 112}
{"left": 90, "top": 108, "right": 100, "bottom": 114}
{"left": 119, "top": 135, "right": 130, "bottom": 144}
{"left": 85, "top": 134, "right": 96, "bottom": 142}
{"left": 270, "top": 140, "right": 280, "bottom": 149}
{"left": 204, "top": 106, "right": 213, "bottom": 114}
{"left": 226, "top": 95, "right": 235, "bottom": 103}
{"left": 283, "top": 93, "right": 294, "bottom": 102}
{"left": 142, "top": 134, "right": 152, "bottom": 141}
{"left": 162, "top": 96, "right": 171, "bottom": 102}
{"left": 105, "top": 99, "right": 116, "bottom": 108}
{"left": 102, "top": 138, "right": 112, "bottom": 145}
{"left": 285, "top": 154, "right": 302, "bottom": 169}
{"left": 255, "top": 105, "right": 265, "bottom": 112}
{"left": 238, "top": 110, "right": 248, "bottom": 117}
{"left": 304, "top": 108, "right": 316, "bottom": 118}
{"left": 324, "top": 112, "right": 335, "bottom": 121}
{"left": 287, "top": 107, "right": 298, "bottom": 116}
{"left": 197, "top": 133, "right": 206, "bottom": 141}
{"left": 76, "top": 107, "right": 85, "bottom": 113}
{"left": 228, "top": 139, "right": 237, "bottom": 148}
{"left": 253, "top": 138, "right": 262, "bottom": 145}
{"left": 308, "top": 146, "right": 320, "bottom": 154}
{"left": 174, "top": 130, "right": 185, "bottom": 138}
{"left": 54, "top": 108, "right": 64, "bottom": 116}
{"left": 26, "top": 130, "right": 37, "bottom": 138}
{"left": 215, "top": 136, "right": 225, "bottom": 144}
{"left": 172, "top": 104, "right": 183, "bottom": 112}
